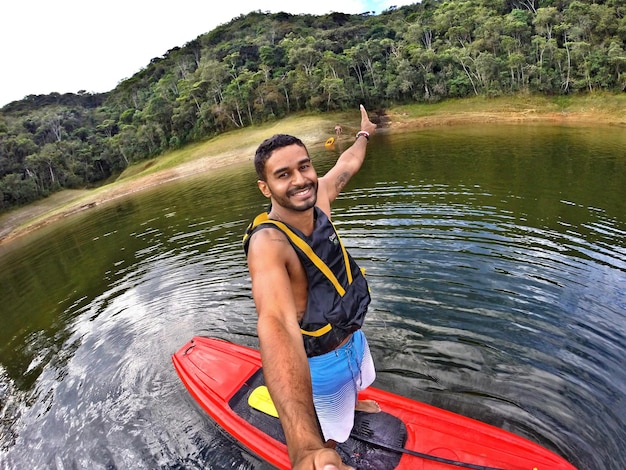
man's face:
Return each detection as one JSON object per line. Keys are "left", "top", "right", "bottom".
{"left": 258, "top": 143, "right": 318, "bottom": 212}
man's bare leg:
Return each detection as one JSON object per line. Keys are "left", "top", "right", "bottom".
{"left": 355, "top": 400, "right": 380, "bottom": 413}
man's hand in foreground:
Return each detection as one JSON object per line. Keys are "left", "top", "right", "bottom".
{"left": 293, "top": 447, "right": 354, "bottom": 470}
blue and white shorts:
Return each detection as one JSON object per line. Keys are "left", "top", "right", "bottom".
{"left": 308, "top": 329, "right": 376, "bottom": 443}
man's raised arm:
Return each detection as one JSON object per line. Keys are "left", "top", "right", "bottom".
{"left": 319, "top": 105, "right": 377, "bottom": 209}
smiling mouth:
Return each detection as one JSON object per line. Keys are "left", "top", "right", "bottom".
{"left": 289, "top": 185, "right": 313, "bottom": 197}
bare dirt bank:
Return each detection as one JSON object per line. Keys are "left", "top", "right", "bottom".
{"left": 1, "top": 104, "right": 623, "bottom": 246}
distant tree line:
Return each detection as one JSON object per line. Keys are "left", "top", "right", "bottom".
{"left": 1, "top": 0, "right": 625, "bottom": 210}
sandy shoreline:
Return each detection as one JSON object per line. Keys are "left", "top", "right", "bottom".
{"left": 1, "top": 107, "right": 622, "bottom": 246}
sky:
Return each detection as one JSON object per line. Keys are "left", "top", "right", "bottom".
{"left": 1, "top": 0, "right": 417, "bottom": 108}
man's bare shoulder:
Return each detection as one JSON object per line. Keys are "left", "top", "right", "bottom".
{"left": 247, "top": 225, "right": 291, "bottom": 258}
{"left": 250, "top": 224, "right": 289, "bottom": 243}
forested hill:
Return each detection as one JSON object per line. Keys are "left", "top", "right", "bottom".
{"left": 1, "top": 1, "right": 625, "bottom": 211}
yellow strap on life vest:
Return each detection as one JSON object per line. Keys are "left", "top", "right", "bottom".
{"left": 244, "top": 212, "right": 359, "bottom": 338}
{"left": 300, "top": 322, "right": 332, "bottom": 337}
{"left": 246, "top": 212, "right": 353, "bottom": 296}
{"left": 333, "top": 226, "right": 353, "bottom": 284}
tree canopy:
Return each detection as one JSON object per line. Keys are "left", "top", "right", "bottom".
{"left": 1, "top": 0, "right": 625, "bottom": 210}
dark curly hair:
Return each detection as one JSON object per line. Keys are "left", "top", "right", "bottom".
{"left": 254, "top": 134, "right": 308, "bottom": 181}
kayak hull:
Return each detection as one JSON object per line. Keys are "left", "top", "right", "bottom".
{"left": 172, "top": 336, "right": 576, "bottom": 470}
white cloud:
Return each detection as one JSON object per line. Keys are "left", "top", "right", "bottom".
{"left": 1, "top": 0, "right": 416, "bottom": 107}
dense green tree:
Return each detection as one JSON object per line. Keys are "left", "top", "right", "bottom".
{"left": 0, "top": 173, "right": 40, "bottom": 208}
{"left": 607, "top": 41, "right": 626, "bottom": 90}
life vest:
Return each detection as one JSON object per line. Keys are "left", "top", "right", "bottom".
{"left": 243, "top": 207, "right": 371, "bottom": 357}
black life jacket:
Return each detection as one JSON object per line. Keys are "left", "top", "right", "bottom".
{"left": 243, "top": 207, "right": 371, "bottom": 357}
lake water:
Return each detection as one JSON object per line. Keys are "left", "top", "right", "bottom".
{"left": 0, "top": 123, "right": 625, "bottom": 469}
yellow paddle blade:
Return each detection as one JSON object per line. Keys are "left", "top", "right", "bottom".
{"left": 248, "top": 385, "right": 279, "bottom": 418}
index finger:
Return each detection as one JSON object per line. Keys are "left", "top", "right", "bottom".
{"left": 359, "top": 104, "right": 376, "bottom": 135}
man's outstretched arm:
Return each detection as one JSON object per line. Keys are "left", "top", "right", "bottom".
{"left": 247, "top": 229, "right": 353, "bottom": 470}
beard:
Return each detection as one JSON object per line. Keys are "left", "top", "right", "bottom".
{"left": 271, "top": 181, "right": 318, "bottom": 212}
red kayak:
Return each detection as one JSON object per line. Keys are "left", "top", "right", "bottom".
{"left": 172, "top": 336, "right": 576, "bottom": 470}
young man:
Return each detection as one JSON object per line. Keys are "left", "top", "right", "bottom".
{"left": 244, "top": 105, "right": 377, "bottom": 470}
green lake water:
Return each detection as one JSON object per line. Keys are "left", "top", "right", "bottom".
{"left": 1, "top": 123, "right": 624, "bottom": 469}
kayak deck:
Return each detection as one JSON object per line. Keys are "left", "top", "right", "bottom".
{"left": 228, "top": 366, "right": 407, "bottom": 469}
{"left": 172, "top": 336, "right": 576, "bottom": 470}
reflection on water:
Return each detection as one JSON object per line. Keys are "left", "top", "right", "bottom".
{"left": 1, "top": 124, "right": 625, "bottom": 469}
